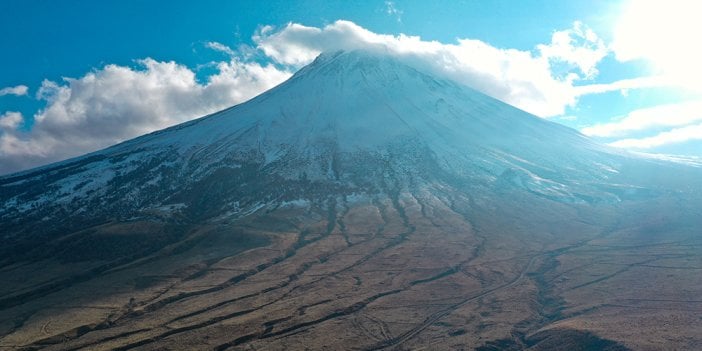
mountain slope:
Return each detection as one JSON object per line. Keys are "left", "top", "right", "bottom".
{"left": 1, "top": 50, "right": 701, "bottom": 350}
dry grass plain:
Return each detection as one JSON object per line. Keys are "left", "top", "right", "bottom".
{"left": 1, "top": 186, "right": 701, "bottom": 350}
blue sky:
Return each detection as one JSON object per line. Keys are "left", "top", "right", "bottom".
{"left": 1, "top": 0, "right": 700, "bottom": 174}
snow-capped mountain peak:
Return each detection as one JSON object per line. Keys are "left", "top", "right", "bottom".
{"left": 0, "top": 50, "right": 693, "bottom": 232}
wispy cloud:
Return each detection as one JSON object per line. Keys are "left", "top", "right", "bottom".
{"left": 0, "top": 85, "right": 28, "bottom": 96}
{"left": 582, "top": 101, "right": 702, "bottom": 138}
{"left": 384, "top": 1, "right": 403, "bottom": 23}
{"left": 610, "top": 123, "right": 702, "bottom": 149}
{"left": 205, "top": 41, "right": 236, "bottom": 57}
{"left": 573, "top": 75, "right": 677, "bottom": 97}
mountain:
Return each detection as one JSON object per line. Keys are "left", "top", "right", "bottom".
{"left": 1, "top": 50, "right": 701, "bottom": 350}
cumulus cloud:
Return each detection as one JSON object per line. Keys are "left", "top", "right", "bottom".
{"left": 0, "top": 58, "right": 291, "bottom": 174}
{"left": 254, "top": 20, "right": 609, "bottom": 117}
{"left": 537, "top": 21, "right": 608, "bottom": 79}
{"left": 610, "top": 123, "right": 702, "bottom": 149}
{"left": 0, "top": 85, "right": 28, "bottom": 96}
{"left": 582, "top": 101, "right": 702, "bottom": 137}
{"left": 0, "top": 112, "right": 23, "bottom": 130}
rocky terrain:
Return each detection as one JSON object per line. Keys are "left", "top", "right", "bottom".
{"left": 1, "top": 50, "right": 701, "bottom": 350}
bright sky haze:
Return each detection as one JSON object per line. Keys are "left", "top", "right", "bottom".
{"left": 1, "top": 0, "right": 700, "bottom": 174}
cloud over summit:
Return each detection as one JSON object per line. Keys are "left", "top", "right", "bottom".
{"left": 254, "top": 20, "right": 608, "bottom": 117}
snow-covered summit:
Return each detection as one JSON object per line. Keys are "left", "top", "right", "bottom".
{"left": 109, "top": 49, "right": 604, "bottom": 173}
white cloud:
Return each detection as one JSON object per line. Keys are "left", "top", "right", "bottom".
{"left": 254, "top": 20, "right": 609, "bottom": 117}
{"left": 610, "top": 123, "right": 702, "bottom": 149}
{"left": 0, "top": 85, "right": 28, "bottom": 96}
{"left": 582, "top": 101, "right": 702, "bottom": 137}
{"left": 0, "top": 112, "right": 23, "bottom": 130}
{"left": 0, "top": 58, "right": 291, "bottom": 175}
{"left": 537, "top": 21, "right": 608, "bottom": 79}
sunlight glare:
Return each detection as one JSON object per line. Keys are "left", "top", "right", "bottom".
{"left": 612, "top": 0, "right": 702, "bottom": 92}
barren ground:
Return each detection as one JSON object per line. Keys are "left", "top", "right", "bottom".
{"left": 1, "top": 187, "right": 700, "bottom": 350}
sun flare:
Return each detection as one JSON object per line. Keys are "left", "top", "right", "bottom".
{"left": 613, "top": 0, "right": 702, "bottom": 91}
